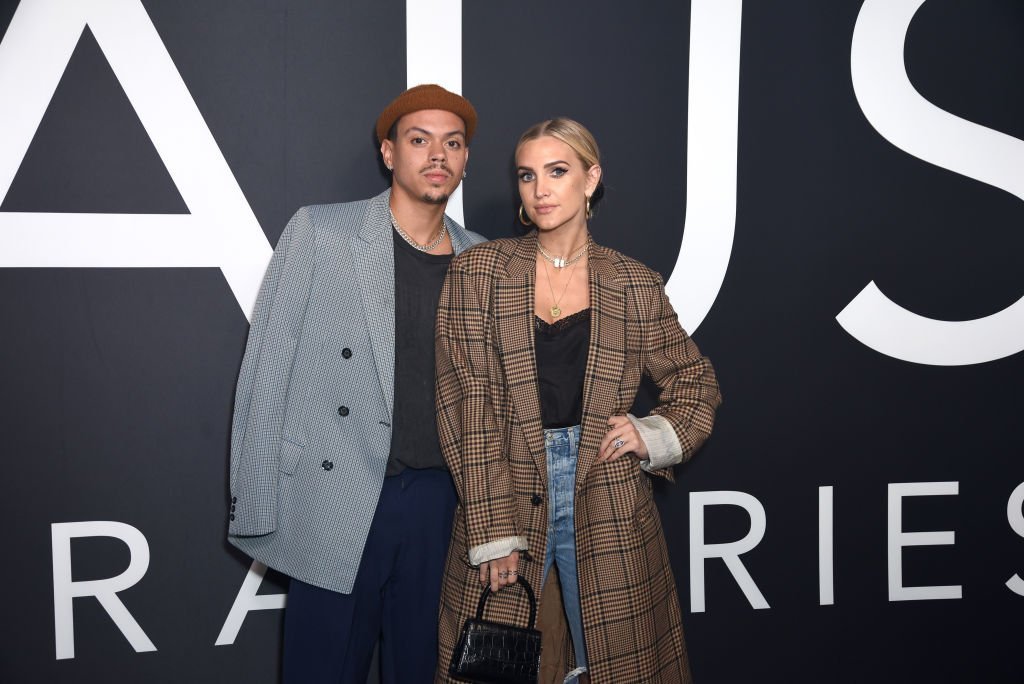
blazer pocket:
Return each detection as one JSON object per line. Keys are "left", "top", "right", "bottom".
{"left": 633, "top": 486, "right": 656, "bottom": 533}
{"left": 278, "top": 439, "right": 304, "bottom": 475}
{"left": 634, "top": 504, "right": 652, "bottom": 530}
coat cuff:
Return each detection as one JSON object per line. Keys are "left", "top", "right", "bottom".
{"left": 628, "top": 413, "right": 684, "bottom": 472}
{"left": 468, "top": 536, "right": 529, "bottom": 566}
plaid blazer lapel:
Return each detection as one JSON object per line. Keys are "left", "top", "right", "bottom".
{"left": 494, "top": 232, "right": 548, "bottom": 482}
{"left": 576, "top": 245, "right": 627, "bottom": 491}
{"left": 351, "top": 190, "right": 396, "bottom": 417}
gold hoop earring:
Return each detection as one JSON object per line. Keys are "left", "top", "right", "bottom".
{"left": 585, "top": 196, "right": 592, "bottom": 220}
{"left": 518, "top": 204, "right": 533, "bottom": 226}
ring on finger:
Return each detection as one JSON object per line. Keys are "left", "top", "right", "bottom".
{"left": 613, "top": 438, "right": 625, "bottom": 450}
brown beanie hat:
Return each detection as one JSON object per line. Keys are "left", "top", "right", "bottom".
{"left": 376, "top": 84, "right": 478, "bottom": 144}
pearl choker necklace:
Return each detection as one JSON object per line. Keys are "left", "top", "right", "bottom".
{"left": 537, "top": 238, "right": 589, "bottom": 268}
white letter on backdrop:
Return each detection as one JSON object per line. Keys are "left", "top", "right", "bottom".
{"left": 0, "top": 0, "right": 271, "bottom": 318}
{"left": 405, "top": 0, "right": 465, "bottom": 227}
{"left": 1006, "top": 482, "right": 1024, "bottom": 596}
{"left": 52, "top": 521, "right": 156, "bottom": 660}
{"left": 819, "top": 486, "right": 835, "bottom": 606}
{"left": 844, "top": 0, "right": 1024, "bottom": 365}
{"left": 664, "top": 0, "right": 743, "bottom": 334}
{"left": 689, "top": 490, "right": 769, "bottom": 612}
{"left": 887, "top": 482, "right": 962, "bottom": 601}
{"left": 216, "top": 560, "right": 287, "bottom": 645}
{"left": 412, "top": 0, "right": 746, "bottom": 331}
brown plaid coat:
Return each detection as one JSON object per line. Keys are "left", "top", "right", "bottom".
{"left": 435, "top": 233, "right": 721, "bottom": 683}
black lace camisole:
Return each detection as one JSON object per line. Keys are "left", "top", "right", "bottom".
{"left": 534, "top": 308, "right": 591, "bottom": 428}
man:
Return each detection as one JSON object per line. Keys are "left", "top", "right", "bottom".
{"left": 227, "top": 84, "right": 484, "bottom": 683}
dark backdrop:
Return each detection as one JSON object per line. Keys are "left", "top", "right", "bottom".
{"left": 1, "top": 1, "right": 1022, "bottom": 682}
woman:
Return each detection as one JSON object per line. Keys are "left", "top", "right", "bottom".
{"left": 435, "top": 118, "right": 721, "bottom": 683}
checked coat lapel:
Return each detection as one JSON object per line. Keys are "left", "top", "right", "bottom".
{"left": 494, "top": 234, "right": 548, "bottom": 483}
{"left": 575, "top": 244, "right": 626, "bottom": 491}
{"left": 493, "top": 232, "right": 627, "bottom": 487}
{"left": 351, "top": 191, "right": 397, "bottom": 416}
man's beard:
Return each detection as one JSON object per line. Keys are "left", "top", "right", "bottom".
{"left": 421, "top": 191, "right": 450, "bottom": 205}
{"left": 419, "top": 162, "right": 453, "bottom": 205}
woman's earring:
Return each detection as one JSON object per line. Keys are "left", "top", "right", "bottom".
{"left": 585, "top": 196, "right": 592, "bottom": 220}
{"left": 463, "top": 170, "right": 468, "bottom": 179}
{"left": 518, "top": 204, "right": 533, "bottom": 226}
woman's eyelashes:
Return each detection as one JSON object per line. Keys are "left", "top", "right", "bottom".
{"left": 517, "top": 166, "right": 570, "bottom": 183}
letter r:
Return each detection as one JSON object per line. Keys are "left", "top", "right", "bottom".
{"left": 52, "top": 521, "right": 156, "bottom": 659}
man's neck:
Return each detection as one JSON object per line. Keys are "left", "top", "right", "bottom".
{"left": 389, "top": 191, "right": 447, "bottom": 244}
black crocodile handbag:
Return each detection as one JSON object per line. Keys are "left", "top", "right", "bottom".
{"left": 448, "top": 576, "right": 542, "bottom": 684}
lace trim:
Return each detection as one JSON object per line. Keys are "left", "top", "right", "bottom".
{"left": 534, "top": 307, "right": 591, "bottom": 333}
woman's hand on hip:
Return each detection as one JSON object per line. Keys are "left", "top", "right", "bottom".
{"left": 480, "top": 550, "right": 520, "bottom": 592}
{"left": 598, "top": 414, "right": 649, "bottom": 463}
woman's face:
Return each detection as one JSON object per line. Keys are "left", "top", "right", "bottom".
{"left": 516, "top": 136, "right": 601, "bottom": 232}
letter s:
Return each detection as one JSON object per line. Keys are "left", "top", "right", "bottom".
{"left": 842, "top": 0, "right": 1024, "bottom": 365}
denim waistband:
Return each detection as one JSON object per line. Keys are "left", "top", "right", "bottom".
{"left": 542, "top": 424, "right": 581, "bottom": 448}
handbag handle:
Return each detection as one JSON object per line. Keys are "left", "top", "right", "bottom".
{"left": 475, "top": 576, "right": 537, "bottom": 630}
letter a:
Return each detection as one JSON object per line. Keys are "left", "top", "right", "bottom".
{"left": 0, "top": 0, "right": 272, "bottom": 319}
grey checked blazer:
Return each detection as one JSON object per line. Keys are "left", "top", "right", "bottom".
{"left": 227, "top": 189, "right": 485, "bottom": 593}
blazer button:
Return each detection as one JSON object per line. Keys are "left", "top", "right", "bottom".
{"left": 230, "top": 504, "right": 236, "bottom": 512}
{"left": 322, "top": 460, "right": 334, "bottom": 471}
{"left": 342, "top": 348, "right": 352, "bottom": 359}
{"left": 231, "top": 496, "right": 237, "bottom": 504}
{"left": 337, "top": 406, "right": 349, "bottom": 417}
{"left": 531, "top": 494, "right": 543, "bottom": 506}
{"left": 229, "top": 514, "right": 235, "bottom": 521}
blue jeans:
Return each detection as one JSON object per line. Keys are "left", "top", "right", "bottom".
{"left": 541, "top": 425, "right": 588, "bottom": 679}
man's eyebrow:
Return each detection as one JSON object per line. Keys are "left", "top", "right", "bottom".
{"left": 404, "top": 126, "right": 466, "bottom": 138}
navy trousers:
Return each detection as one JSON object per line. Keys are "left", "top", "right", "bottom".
{"left": 282, "top": 468, "right": 456, "bottom": 684}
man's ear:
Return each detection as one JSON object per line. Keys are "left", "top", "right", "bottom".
{"left": 380, "top": 140, "right": 394, "bottom": 170}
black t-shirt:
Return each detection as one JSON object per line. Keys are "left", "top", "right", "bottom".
{"left": 386, "top": 230, "right": 453, "bottom": 475}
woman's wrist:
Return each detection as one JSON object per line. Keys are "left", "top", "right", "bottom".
{"left": 627, "top": 413, "right": 683, "bottom": 470}
{"left": 468, "top": 536, "right": 529, "bottom": 566}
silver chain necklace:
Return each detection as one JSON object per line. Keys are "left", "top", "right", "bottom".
{"left": 389, "top": 208, "right": 447, "bottom": 252}
{"left": 537, "top": 237, "right": 589, "bottom": 268}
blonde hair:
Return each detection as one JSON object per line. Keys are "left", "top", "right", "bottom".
{"left": 516, "top": 118, "right": 604, "bottom": 214}
{"left": 516, "top": 117, "right": 601, "bottom": 169}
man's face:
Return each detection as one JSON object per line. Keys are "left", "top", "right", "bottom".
{"left": 381, "top": 109, "right": 468, "bottom": 206}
